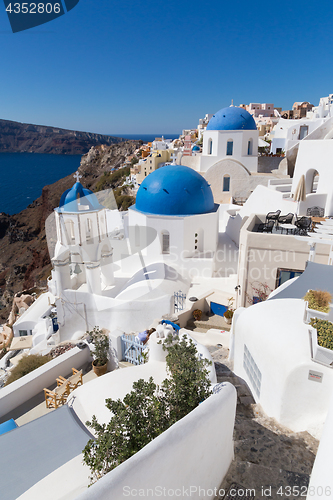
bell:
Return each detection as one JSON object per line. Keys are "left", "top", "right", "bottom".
{"left": 74, "top": 263, "right": 82, "bottom": 275}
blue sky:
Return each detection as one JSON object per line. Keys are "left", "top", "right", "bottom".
{"left": 0, "top": 0, "right": 332, "bottom": 135}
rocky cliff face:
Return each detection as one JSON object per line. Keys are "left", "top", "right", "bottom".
{"left": 0, "top": 140, "right": 142, "bottom": 321}
{"left": 0, "top": 119, "right": 125, "bottom": 154}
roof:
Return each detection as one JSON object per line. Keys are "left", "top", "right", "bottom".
{"left": 269, "top": 261, "right": 333, "bottom": 301}
{"left": 206, "top": 106, "right": 257, "bottom": 131}
{"left": 0, "top": 405, "right": 93, "bottom": 500}
{"left": 57, "top": 182, "right": 103, "bottom": 213}
{"left": 134, "top": 165, "right": 216, "bottom": 216}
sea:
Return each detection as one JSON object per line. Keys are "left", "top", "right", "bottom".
{"left": 0, "top": 134, "right": 179, "bottom": 215}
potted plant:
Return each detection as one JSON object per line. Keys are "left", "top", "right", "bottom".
{"left": 309, "top": 318, "right": 333, "bottom": 366}
{"left": 88, "top": 326, "right": 110, "bottom": 376}
{"left": 192, "top": 309, "right": 202, "bottom": 321}
{"left": 223, "top": 297, "right": 235, "bottom": 325}
{"left": 303, "top": 290, "right": 332, "bottom": 323}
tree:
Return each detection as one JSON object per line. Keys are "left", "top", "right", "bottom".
{"left": 83, "top": 335, "right": 212, "bottom": 484}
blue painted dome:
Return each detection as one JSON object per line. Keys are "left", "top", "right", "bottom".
{"left": 206, "top": 106, "right": 257, "bottom": 131}
{"left": 135, "top": 165, "right": 215, "bottom": 216}
{"left": 192, "top": 145, "right": 200, "bottom": 151}
{"left": 57, "top": 182, "right": 103, "bottom": 213}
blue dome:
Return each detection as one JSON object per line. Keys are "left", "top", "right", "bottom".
{"left": 57, "top": 182, "right": 103, "bottom": 213}
{"left": 135, "top": 165, "right": 215, "bottom": 216}
{"left": 206, "top": 106, "right": 257, "bottom": 131}
{"left": 192, "top": 145, "right": 200, "bottom": 151}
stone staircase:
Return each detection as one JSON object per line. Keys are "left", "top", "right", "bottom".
{"left": 210, "top": 346, "right": 318, "bottom": 500}
{"left": 186, "top": 312, "right": 231, "bottom": 333}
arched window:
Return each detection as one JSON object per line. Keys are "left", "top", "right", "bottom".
{"left": 312, "top": 170, "right": 319, "bottom": 193}
{"left": 208, "top": 138, "right": 213, "bottom": 155}
{"left": 223, "top": 175, "right": 230, "bottom": 192}
{"left": 86, "top": 218, "right": 93, "bottom": 244}
{"left": 248, "top": 139, "right": 252, "bottom": 155}
{"left": 65, "top": 219, "right": 75, "bottom": 244}
{"left": 226, "top": 140, "right": 233, "bottom": 156}
{"left": 161, "top": 231, "right": 170, "bottom": 254}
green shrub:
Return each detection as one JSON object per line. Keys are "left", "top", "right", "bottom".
{"left": 304, "top": 290, "right": 332, "bottom": 313}
{"left": 310, "top": 318, "right": 333, "bottom": 350}
{"left": 83, "top": 335, "right": 212, "bottom": 484}
{"left": 5, "top": 354, "right": 50, "bottom": 385}
{"left": 95, "top": 167, "right": 130, "bottom": 192}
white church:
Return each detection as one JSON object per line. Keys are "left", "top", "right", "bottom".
{"left": 14, "top": 165, "right": 237, "bottom": 358}
{"left": 180, "top": 105, "right": 288, "bottom": 204}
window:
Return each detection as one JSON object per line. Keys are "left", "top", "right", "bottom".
{"left": 65, "top": 220, "right": 75, "bottom": 244}
{"left": 223, "top": 175, "right": 230, "bottom": 192}
{"left": 208, "top": 139, "right": 213, "bottom": 155}
{"left": 19, "top": 330, "right": 28, "bottom": 337}
{"left": 243, "top": 344, "right": 262, "bottom": 397}
{"left": 276, "top": 268, "right": 303, "bottom": 288}
{"left": 299, "top": 125, "right": 308, "bottom": 140}
{"left": 247, "top": 139, "right": 252, "bottom": 155}
{"left": 194, "top": 232, "right": 198, "bottom": 250}
{"left": 226, "top": 140, "right": 233, "bottom": 156}
{"left": 162, "top": 231, "right": 170, "bottom": 253}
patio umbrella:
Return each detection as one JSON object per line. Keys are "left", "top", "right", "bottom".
{"left": 8, "top": 335, "right": 33, "bottom": 350}
{"left": 293, "top": 174, "right": 306, "bottom": 214}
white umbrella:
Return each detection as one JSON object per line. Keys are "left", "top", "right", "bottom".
{"left": 258, "top": 138, "right": 269, "bottom": 148}
{"left": 293, "top": 174, "right": 306, "bottom": 214}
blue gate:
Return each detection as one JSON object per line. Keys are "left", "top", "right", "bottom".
{"left": 121, "top": 334, "right": 145, "bottom": 365}
{"left": 174, "top": 290, "right": 186, "bottom": 312}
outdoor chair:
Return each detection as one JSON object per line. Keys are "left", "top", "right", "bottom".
{"left": 257, "top": 220, "right": 275, "bottom": 233}
{"left": 56, "top": 368, "right": 83, "bottom": 392}
{"left": 306, "top": 206, "right": 324, "bottom": 217}
{"left": 44, "top": 380, "right": 70, "bottom": 409}
{"left": 278, "top": 213, "right": 294, "bottom": 224}
{"left": 266, "top": 210, "right": 281, "bottom": 224}
{"left": 295, "top": 216, "right": 312, "bottom": 236}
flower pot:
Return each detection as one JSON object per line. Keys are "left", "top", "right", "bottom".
{"left": 310, "top": 327, "right": 333, "bottom": 367}
{"left": 305, "top": 301, "right": 330, "bottom": 324}
{"left": 224, "top": 315, "right": 232, "bottom": 325}
{"left": 92, "top": 360, "right": 108, "bottom": 377}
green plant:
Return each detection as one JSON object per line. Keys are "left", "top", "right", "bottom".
{"left": 83, "top": 335, "right": 211, "bottom": 484}
{"left": 88, "top": 326, "right": 110, "bottom": 366}
{"left": 310, "top": 318, "right": 333, "bottom": 350}
{"left": 224, "top": 309, "right": 234, "bottom": 319}
{"left": 304, "top": 290, "right": 332, "bottom": 313}
{"left": 5, "top": 354, "right": 50, "bottom": 386}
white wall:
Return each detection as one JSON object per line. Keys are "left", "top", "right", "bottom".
{"left": 307, "top": 391, "right": 333, "bottom": 499}
{"left": 232, "top": 299, "right": 333, "bottom": 438}
{"left": 292, "top": 140, "right": 333, "bottom": 216}
{"left": 201, "top": 130, "right": 258, "bottom": 173}
{"left": 75, "top": 383, "right": 237, "bottom": 500}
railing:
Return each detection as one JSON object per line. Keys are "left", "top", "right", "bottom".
{"left": 121, "top": 334, "right": 145, "bottom": 365}
{"left": 174, "top": 291, "right": 186, "bottom": 312}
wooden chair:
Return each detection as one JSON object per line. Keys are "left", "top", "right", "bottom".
{"left": 44, "top": 381, "right": 70, "bottom": 409}
{"left": 56, "top": 368, "right": 83, "bottom": 392}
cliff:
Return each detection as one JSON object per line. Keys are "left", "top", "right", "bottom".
{"left": 0, "top": 119, "right": 125, "bottom": 154}
{"left": 0, "top": 140, "right": 142, "bottom": 321}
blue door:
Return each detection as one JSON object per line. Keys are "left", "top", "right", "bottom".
{"left": 210, "top": 302, "right": 228, "bottom": 316}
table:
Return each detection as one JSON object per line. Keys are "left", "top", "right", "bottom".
{"left": 279, "top": 223, "right": 297, "bottom": 235}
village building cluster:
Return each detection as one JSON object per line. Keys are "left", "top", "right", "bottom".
{"left": 2, "top": 94, "right": 333, "bottom": 499}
